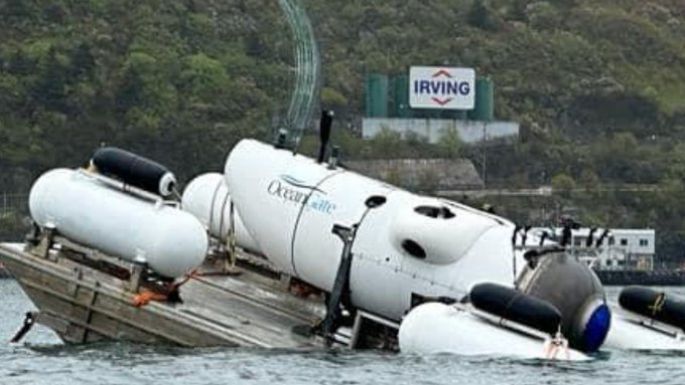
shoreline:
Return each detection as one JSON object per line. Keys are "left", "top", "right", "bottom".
{"left": 595, "top": 269, "right": 685, "bottom": 286}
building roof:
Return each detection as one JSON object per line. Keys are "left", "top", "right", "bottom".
{"left": 345, "top": 158, "right": 483, "bottom": 191}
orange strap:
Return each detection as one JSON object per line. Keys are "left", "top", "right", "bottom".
{"left": 131, "top": 270, "right": 198, "bottom": 307}
{"left": 132, "top": 290, "right": 168, "bottom": 307}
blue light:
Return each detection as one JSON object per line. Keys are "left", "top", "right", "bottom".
{"left": 583, "top": 303, "right": 611, "bottom": 352}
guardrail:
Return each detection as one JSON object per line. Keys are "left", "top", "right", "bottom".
{"left": 0, "top": 193, "right": 28, "bottom": 216}
{"left": 0, "top": 193, "right": 29, "bottom": 241}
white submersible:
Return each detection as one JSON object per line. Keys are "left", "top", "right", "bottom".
{"left": 181, "top": 135, "right": 611, "bottom": 357}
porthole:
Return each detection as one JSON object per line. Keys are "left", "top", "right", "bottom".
{"left": 414, "top": 205, "right": 455, "bottom": 219}
{"left": 402, "top": 239, "right": 426, "bottom": 259}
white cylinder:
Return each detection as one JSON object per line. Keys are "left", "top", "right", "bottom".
{"left": 604, "top": 311, "right": 685, "bottom": 350}
{"left": 181, "top": 173, "right": 260, "bottom": 253}
{"left": 399, "top": 302, "right": 588, "bottom": 361}
{"left": 225, "top": 139, "right": 523, "bottom": 320}
{"left": 29, "top": 169, "right": 208, "bottom": 278}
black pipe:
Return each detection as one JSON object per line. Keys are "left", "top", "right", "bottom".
{"left": 586, "top": 228, "right": 597, "bottom": 247}
{"left": 317, "top": 110, "right": 334, "bottom": 163}
{"left": 596, "top": 229, "right": 610, "bottom": 247}
{"left": 619, "top": 286, "right": 685, "bottom": 330}
{"left": 471, "top": 283, "right": 562, "bottom": 335}
{"left": 92, "top": 147, "right": 174, "bottom": 196}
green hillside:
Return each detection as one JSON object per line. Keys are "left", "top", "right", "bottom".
{"left": 2, "top": 0, "right": 685, "bottom": 260}
{"left": 0, "top": 0, "right": 293, "bottom": 188}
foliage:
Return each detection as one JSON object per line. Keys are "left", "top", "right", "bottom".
{"left": 438, "top": 127, "right": 463, "bottom": 158}
{"left": 551, "top": 173, "right": 576, "bottom": 198}
{"left": 0, "top": 0, "right": 291, "bottom": 191}
{"left": 2, "top": 0, "right": 685, "bottom": 259}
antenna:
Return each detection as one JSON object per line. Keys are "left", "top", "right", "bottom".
{"left": 317, "top": 110, "right": 334, "bottom": 163}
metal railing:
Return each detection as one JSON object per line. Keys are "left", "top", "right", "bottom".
{"left": 0, "top": 193, "right": 28, "bottom": 216}
{"left": 278, "top": 0, "right": 320, "bottom": 146}
{"left": 0, "top": 193, "right": 29, "bottom": 241}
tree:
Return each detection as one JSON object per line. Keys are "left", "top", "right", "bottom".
{"left": 179, "top": 53, "right": 230, "bottom": 103}
{"left": 438, "top": 127, "right": 463, "bottom": 158}
{"left": 467, "top": 0, "right": 494, "bottom": 30}
{"left": 70, "top": 43, "right": 95, "bottom": 80}
{"left": 32, "top": 47, "right": 67, "bottom": 112}
{"left": 552, "top": 173, "right": 576, "bottom": 198}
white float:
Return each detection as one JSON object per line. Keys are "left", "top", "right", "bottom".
{"left": 182, "top": 173, "right": 260, "bottom": 253}
{"left": 29, "top": 168, "right": 208, "bottom": 278}
{"left": 602, "top": 287, "right": 685, "bottom": 350}
{"left": 399, "top": 302, "right": 589, "bottom": 361}
{"left": 604, "top": 309, "right": 685, "bottom": 350}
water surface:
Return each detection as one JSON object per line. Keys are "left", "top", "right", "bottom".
{"left": 1, "top": 280, "right": 682, "bottom": 385}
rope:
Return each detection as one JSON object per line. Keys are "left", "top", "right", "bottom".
{"left": 227, "top": 200, "right": 237, "bottom": 268}
{"left": 649, "top": 292, "right": 666, "bottom": 316}
{"left": 132, "top": 270, "right": 199, "bottom": 307}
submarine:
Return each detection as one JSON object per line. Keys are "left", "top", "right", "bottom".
{"left": 181, "top": 112, "right": 611, "bottom": 359}
{"left": 21, "top": 115, "right": 612, "bottom": 358}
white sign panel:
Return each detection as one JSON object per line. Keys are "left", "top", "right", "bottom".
{"left": 409, "top": 66, "right": 475, "bottom": 110}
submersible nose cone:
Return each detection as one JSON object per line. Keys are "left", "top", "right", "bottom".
{"left": 582, "top": 302, "right": 611, "bottom": 352}
{"left": 523, "top": 252, "right": 610, "bottom": 352}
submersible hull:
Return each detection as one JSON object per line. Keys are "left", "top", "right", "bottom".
{"left": 220, "top": 139, "right": 610, "bottom": 353}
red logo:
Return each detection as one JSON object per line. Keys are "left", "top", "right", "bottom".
{"left": 431, "top": 97, "right": 453, "bottom": 106}
{"left": 431, "top": 69, "right": 453, "bottom": 78}
{"left": 431, "top": 69, "right": 454, "bottom": 105}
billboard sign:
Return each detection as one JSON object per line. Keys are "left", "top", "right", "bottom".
{"left": 409, "top": 66, "right": 475, "bottom": 110}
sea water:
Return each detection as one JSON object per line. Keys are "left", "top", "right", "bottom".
{"left": 1, "top": 279, "right": 683, "bottom": 385}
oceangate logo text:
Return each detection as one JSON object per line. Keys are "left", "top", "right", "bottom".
{"left": 267, "top": 175, "right": 336, "bottom": 214}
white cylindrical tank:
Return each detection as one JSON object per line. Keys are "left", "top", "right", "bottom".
{"left": 398, "top": 302, "right": 588, "bottom": 361}
{"left": 604, "top": 311, "right": 685, "bottom": 350}
{"left": 29, "top": 169, "right": 208, "bottom": 278}
{"left": 181, "top": 173, "right": 260, "bottom": 253}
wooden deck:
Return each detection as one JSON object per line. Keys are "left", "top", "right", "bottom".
{"left": 0, "top": 241, "right": 325, "bottom": 348}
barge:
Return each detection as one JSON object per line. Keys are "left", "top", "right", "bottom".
{"left": 0, "top": 232, "right": 397, "bottom": 349}
{"left": 0, "top": 261, "right": 10, "bottom": 278}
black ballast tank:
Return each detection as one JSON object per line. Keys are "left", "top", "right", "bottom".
{"left": 470, "top": 283, "right": 562, "bottom": 335}
{"left": 619, "top": 286, "right": 685, "bottom": 330}
{"left": 92, "top": 147, "right": 177, "bottom": 197}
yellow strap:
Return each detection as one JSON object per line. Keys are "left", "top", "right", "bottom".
{"left": 648, "top": 293, "right": 666, "bottom": 316}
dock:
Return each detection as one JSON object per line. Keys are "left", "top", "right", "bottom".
{"left": 595, "top": 269, "right": 685, "bottom": 286}
{"left": 0, "top": 238, "right": 328, "bottom": 348}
